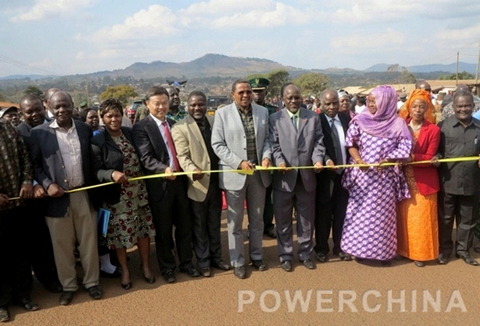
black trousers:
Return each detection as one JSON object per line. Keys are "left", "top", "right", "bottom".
{"left": 190, "top": 184, "right": 222, "bottom": 268}
{"left": 315, "top": 172, "right": 349, "bottom": 255}
{"left": 148, "top": 176, "right": 193, "bottom": 274}
{"left": 24, "top": 199, "right": 59, "bottom": 285}
{"left": 263, "top": 184, "right": 275, "bottom": 233}
{"left": 0, "top": 206, "right": 33, "bottom": 307}
{"left": 438, "top": 191, "right": 479, "bottom": 255}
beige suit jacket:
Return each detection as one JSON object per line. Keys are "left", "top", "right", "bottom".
{"left": 171, "top": 114, "right": 215, "bottom": 202}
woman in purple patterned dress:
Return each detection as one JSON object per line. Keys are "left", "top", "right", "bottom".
{"left": 341, "top": 85, "right": 412, "bottom": 266}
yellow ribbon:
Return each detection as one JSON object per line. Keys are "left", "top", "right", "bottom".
{"left": 7, "top": 156, "right": 479, "bottom": 201}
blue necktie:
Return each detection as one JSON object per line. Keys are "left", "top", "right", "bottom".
{"left": 292, "top": 115, "right": 297, "bottom": 131}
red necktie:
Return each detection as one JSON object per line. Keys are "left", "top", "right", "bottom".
{"left": 162, "top": 121, "right": 180, "bottom": 172}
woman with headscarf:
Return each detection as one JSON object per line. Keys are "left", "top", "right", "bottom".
{"left": 396, "top": 89, "right": 440, "bottom": 267}
{"left": 341, "top": 85, "right": 412, "bottom": 266}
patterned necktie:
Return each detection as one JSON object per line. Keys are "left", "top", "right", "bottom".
{"left": 292, "top": 115, "right": 297, "bottom": 131}
{"left": 162, "top": 121, "right": 180, "bottom": 172}
{"left": 330, "top": 118, "right": 344, "bottom": 174}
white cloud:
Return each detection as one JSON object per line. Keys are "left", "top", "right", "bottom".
{"left": 331, "top": 28, "right": 405, "bottom": 49}
{"left": 92, "top": 5, "right": 178, "bottom": 43}
{"left": 11, "top": 0, "right": 93, "bottom": 22}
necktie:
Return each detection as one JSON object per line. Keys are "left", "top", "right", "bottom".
{"left": 330, "top": 118, "right": 344, "bottom": 174}
{"left": 162, "top": 121, "right": 180, "bottom": 172}
{"left": 292, "top": 115, "right": 297, "bottom": 131}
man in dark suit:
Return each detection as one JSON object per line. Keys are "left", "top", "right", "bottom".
{"left": 132, "top": 86, "right": 199, "bottom": 283}
{"left": 17, "top": 94, "right": 62, "bottom": 293}
{"left": 30, "top": 91, "right": 102, "bottom": 305}
{"left": 315, "top": 90, "right": 352, "bottom": 263}
{"left": 269, "top": 84, "right": 326, "bottom": 272}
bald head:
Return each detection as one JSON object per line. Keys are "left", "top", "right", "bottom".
{"left": 282, "top": 84, "right": 302, "bottom": 113}
{"left": 415, "top": 80, "right": 431, "bottom": 93}
{"left": 321, "top": 90, "right": 339, "bottom": 118}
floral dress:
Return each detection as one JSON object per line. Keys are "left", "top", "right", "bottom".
{"left": 105, "top": 134, "right": 156, "bottom": 249}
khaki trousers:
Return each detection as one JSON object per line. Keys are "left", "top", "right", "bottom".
{"left": 46, "top": 191, "right": 99, "bottom": 291}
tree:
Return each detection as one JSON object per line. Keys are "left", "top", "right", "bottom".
{"left": 100, "top": 85, "right": 138, "bottom": 104}
{"left": 292, "top": 72, "right": 329, "bottom": 95}
{"left": 397, "top": 68, "right": 416, "bottom": 84}
{"left": 24, "top": 85, "right": 44, "bottom": 98}
{"left": 266, "top": 69, "right": 290, "bottom": 98}
{"left": 439, "top": 71, "right": 475, "bottom": 80}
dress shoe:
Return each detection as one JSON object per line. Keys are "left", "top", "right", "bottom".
{"left": 212, "top": 260, "right": 231, "bottom": 271}
{"left": 337, "top": 252, "right": 352, "bottom": 261}
{"left": 59, "top": 291, "right": 75, "bottom": 306}
{"left": 315, "top": 252, "right": 329, "bottom": 263}
{"left": 302, "top": 259, "right": 315, "bottom": 269}
{"left": 163, "top": 270, "right": 176, "bottom": 283}
{"left": 437, "top": 253, "right": 450, "bottom": 265}
{"left": 264, "top": 229, "right": 277, "bottom": 239}
{"left": 0, "top": 307, "right": 9, "bottom": 323}
{"left": 87, "top": 286, "right": 103, "bottom": 300}
{"left": 251, "top": 260, "right": 267, "bottom": 271}
{"left": 15, "top": 298, "right": 40, "bottom": 311}
{"left": 455, "top": 252, "right": 479, "bottom": 266}
{"left": 140, "top": 267, "right": 156, "bottom": 284}
{"left": 414, "top": 261, "right": 425, "bottom": 267}
{"left": 280, "top": 260, "right": 292, "bottom": 272}
{"left": 100, "top": 267, "right": 122, "bottom": 278}
{"left": 200, "top": 266, "right": 211, "bottom": 277}
{"left": 234, "top": 266, "right": 246, "bottom": 279}
{"left": 44, "top": 281, "right": 63, "bottom": 293}
{"left": 121, "top": 282, "right": 132, "bottom": 290}
{"left": 181, "top": 267, "right": 201, "bottom": 277}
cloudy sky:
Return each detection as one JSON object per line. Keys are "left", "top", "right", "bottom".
{"left": 1, "top": 0, "right": 480, "bottom": 77}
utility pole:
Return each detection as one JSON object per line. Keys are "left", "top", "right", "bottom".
{"left": 85, "top": 77, "right": 89, "bottom": 106}
{"left": 456, "top": 51, "right": 459, "bottom": 86}
{"left": 476, "top": 41, "right": 480, "bottom": 96}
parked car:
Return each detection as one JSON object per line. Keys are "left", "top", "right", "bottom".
{"left": 127, "top": 100, "right": 143, "bottom": 122}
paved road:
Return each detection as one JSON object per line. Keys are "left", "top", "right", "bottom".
{"left": 8, "top": 213, "right": 480, "bottom": 325}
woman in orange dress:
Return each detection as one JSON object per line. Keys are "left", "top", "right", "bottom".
{"left": 396, "top": 89, "right": 440, "bottom": 267}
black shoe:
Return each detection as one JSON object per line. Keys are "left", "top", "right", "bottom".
{"left": 121, "top": 282, "right": 132, "bottom": 290}
{"left": 315, "top": 252, "right": 329, "bottom": 263}
{"left": 212, "top": 260, "right": 231, "bottom": 271}
{"left": 302, "top": 259, "right": 315, "bottom": 269}
{"left": 87, "top": 286, "right": 103, "bottom": 300}
{"left": 59, "top": 291, "right": 75, "bottom": 306}
{"left": 264, "top": 229, "right": 277, "bottom": 239}
{"left": 437, "top": 253, "right": 450, "bottom": 265}
{"left": 455, "top": 252, "right": 479, "bottom": 266}
{"left": 234, "top": 266, "right": 246, "bottom": 279}
{"left": 280, "top": 260, "right": 292, "bottom": 272}
{"left": 0, "top": 307, "right": 9, "bottom": 323}
{"left": 163, "top": 270, "right": 176, "bottom": 283}
{"left": 414, "top": 261, "right": 425, "bottom": 267}
{"left": 181, "top": 267, "right": 201, "bottom": 277}
{"left": 100, "top": 267, "right": 122, "bottom": 278}
{"left": 14, "top": 298, "right": 40, "bottom": 312}
{"left": 200, "top": 267, "right": 211, "bottom": 277}
{"left": 337, "top": 252, "right": 352, "bottom": 261}
{"left": 140, "top": 267, "right": 156, "bottom": 284}
{"left": 44, "top": 280, "right": 63, "bottom": 293}
{"left": 251, "top": 260, "right": 267, "bottom": 271}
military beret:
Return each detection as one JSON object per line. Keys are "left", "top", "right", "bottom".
{"left": 249, "top": 77, "right": 270, "bottom": 90}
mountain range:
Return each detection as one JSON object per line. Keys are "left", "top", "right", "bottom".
{"left": 0, "top": 53, "right": 478, "bottom": 81}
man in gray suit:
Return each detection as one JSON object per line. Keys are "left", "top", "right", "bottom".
{"left": 269, "top": 84, "right": 326, "bottom": 272}
{"left": 211, "top": 79, "right": 272, "bottom": 279}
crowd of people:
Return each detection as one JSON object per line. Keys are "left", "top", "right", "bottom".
{"left": 0, "top": 78, "right": 479, "bottom": 323}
